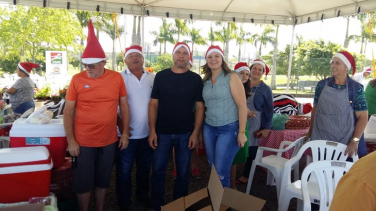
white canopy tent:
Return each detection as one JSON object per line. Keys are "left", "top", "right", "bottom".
{"left": 3, "top": 0, "right": 376, "bottom": 91}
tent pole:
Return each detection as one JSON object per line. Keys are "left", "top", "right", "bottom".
{"left": 286, "top": 21, "right": 295, "bottom": 93}
{"left": 142, "top": 7, "right": 145, "bottom": 67}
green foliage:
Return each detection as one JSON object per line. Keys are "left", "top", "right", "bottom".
{"left": 151, "top": 53, "right": 173, "bottom": 73}
{"left": 34, "top": 85, "right": 51, "bottom": 98}
{"left": 0, "top": 52, "right": 20, "bottom": 73}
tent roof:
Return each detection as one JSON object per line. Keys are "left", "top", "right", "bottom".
{"left": 3, "top": 0, "right": 376, "bottom": 25}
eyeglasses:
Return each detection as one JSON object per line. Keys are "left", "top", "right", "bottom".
{"left": 82, "top": 61, "right": 102, "bottom": 69}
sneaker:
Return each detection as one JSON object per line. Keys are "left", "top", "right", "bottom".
{"left": 191, "top": 168, "right": 202, "bottom": 180}
{"left": 172, "top": 169, "right": 177, "bottom": 181}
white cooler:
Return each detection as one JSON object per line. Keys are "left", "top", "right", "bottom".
{"left": 10, "top": 118, "right": 67, "bottom": 168}
{"left": 0, "top": 146, "right": 53, "bottom": 203}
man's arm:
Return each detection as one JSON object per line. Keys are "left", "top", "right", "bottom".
{"left": 118, "top": 96, "right": 130, "bottom": 150}
{"left": 188, "top": 101, "right": 204, "bottom": 149}
{"left": 63, "top": 100, "right": 80, "bottom": 157}
{"left": 148, "top": 98, "right": 158, "bottom": 149}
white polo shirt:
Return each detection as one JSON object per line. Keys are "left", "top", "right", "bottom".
{"left": 120, "top": 68, "right": 155, "bottom": 139}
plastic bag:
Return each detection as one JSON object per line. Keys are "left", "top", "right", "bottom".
{"left": 271, "top": 113, "right": 289, "bottom": 130}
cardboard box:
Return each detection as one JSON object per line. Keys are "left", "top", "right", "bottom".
{"left": 162, "top": 166, "right": 265, "bottom": 211}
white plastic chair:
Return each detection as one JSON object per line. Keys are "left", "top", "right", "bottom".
{"left": 301, "top": 160, "right": 353, "bottom": 211}
{"left": 246, "top": 136, "right": 306, "bottom": 200}
{"left": 278, "top": 140, "right": 359, "bottom": 211}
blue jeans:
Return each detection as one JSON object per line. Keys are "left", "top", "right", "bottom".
{"left": 13, "top": 100, "right": 35, "bottom": 114}
{"left": 203, "top": 121, "right": 240, "bottom": 187}
{"left": 151, "top": 132, "right": 192, "bottom": 211}
{"left": 116, "top": 137, "right": 153, "bottom": 208}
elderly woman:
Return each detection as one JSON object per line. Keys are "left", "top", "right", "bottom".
{"left": 202, "top": 45, "right": 247, "bottom": 188}
{"left": 237, "top": 59, "right": 274, "bottom": 184}
{"left": 2, "top": 62, "right": 38, "bottom": 114}
{"left": 306, "top": 51, "right": 368, "bottom": 157}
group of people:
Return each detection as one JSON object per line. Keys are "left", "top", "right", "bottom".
{"left": 62, "top": 20, "right": 275, "bottom": 211}
{"left": 5, "top": 19, "right": 374, "bottom": 211}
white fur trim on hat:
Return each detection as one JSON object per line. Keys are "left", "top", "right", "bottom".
{"left": 252, "top": 61, "right": 266, "bottom": 70}
{"left": 333, "top": 53, "right": 351, "bottom": 70}
{"left": 18, "top": 63, "right": 29, "bottom": 76}
{"left": 124, "top": 49, "right": 144, "bottom": 59}
{"left": 206, "top": 49, "right": 224, "bottom": 59}
{"left": 235, "top": 66, "right": 250, "bottom": 73}
{"left": 172, "top": 44, "right": 190, "bottom": 56}
{"left": 81, "top": 58, "right": 106, "bottom": 64}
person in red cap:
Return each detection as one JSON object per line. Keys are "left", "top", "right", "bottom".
{"left": 201, "top": 45, "right": 248, "bottom": 188}
{"left": 352, "top": 67, "right": 372, "bottom": 87}
{"left": 149, "top": 42, "right": 204, "bottom": 211}
{"left": 306, "top": 51, "right": 368, "bottom": 158}
{"left": 116, "top": 45, "right": 154, "bottom": 210}
{"left": 2, "top": 62, "right": 39, "bottom": 114}
{"left": 64, "top": 19, "right": 130, "bottom": 211}
{"left": 236, "top": 59, "right": 274, "bottom": 186}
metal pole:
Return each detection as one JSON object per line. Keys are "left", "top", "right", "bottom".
{"left": 286, "top": 20, "right": 296, "bottom": 93}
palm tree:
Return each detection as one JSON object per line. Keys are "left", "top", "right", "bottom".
{"left": 184, "top": 27, "right": 207, "bottom": 56}
{"left": 234, "top": 26, "right": 249, "bottom": 62}
{"left": 349, "top": 23, "right": 376, "bottom": 54}
{"left": 208, "top": 25, "right": 216, "bottom": 45}
{"left": 253, "top": 25, "right": 275, "bottom": 57}
{"left": 215, "top": 22, "right": 237, "bottom": 62}
{"left": 150, "top": 19, "right": 175, "bottom": 54}
{"left": 102, "top": 20, "right": 124, "bottom": 71}
{"left": 174, "top": 19, "right": 190, "bottom": 42}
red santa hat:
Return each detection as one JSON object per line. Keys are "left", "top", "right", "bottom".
{"left": 172, "top": 42, "right": 191, "bottom": 58}
{"left": 299, "top": 103, "right": 313, "bottom": 114}
{"left": 189, "top": 53, "right": 193, "bottom": 66}
{"left": 124, "top": 45, "right": 143, "bottom": 59}
{"left": 234, "top": 62, "right": 250, "bottom": 73}
{"left": 251, "top": 59, "right": 270, "bottom": 79}
{"left": 333, "top": 51, "right": 356, "bottom": 75}
{"left": 364, "top": 67, "right": 372, "bottom": 73}
{"left": 205, "top": 45, "right": 224, "bottom": 59}
{"left": 81, "top": 19, "right": 106, "bottom": 64}
{"left": 18, "top": 62, "right": 40, "bottom": 75}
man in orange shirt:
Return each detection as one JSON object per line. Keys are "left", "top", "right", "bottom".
{"left": 64, "top": 19, "right": 130, "bottom": 211}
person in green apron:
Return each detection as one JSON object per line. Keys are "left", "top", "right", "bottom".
{"left": 237, "top": 59, "right": 274, "bottom": 184}
{"left": 230, "top": 62, "right": 251, "bottom": 189}
{"left": 306, "top": 51, "right": 368, "bottom": 158}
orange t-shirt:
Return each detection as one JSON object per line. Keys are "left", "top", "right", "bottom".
{"left": 66, "top": 69, "right": 127, "bottom": 147}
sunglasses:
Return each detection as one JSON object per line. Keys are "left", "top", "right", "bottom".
{"left": 82, "top": 61, "right": 102, "bottom": 69}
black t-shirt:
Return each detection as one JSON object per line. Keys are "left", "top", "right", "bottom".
{"left": 151, "top": 68, "right": 204, "bottom": 134}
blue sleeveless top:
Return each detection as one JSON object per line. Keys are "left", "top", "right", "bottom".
{"left": 203, "top": 70, "right": 238, "bottom": 126}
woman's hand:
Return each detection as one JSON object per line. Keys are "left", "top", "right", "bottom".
{"left": 258, "top": 129, "right": 270, "bottom": 138}
{"left": 237, "top": 132, "right": 247, "bottom": 148}
{"left": 345, "top": 140, "right": 358, "bottom": 158}
{"left": 247, "top": 110, "right": 258, "bottom": 118}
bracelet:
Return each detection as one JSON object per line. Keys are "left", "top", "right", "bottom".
{"left": 239, "top": 130, "right": 246, "bottom": 133}
{"left": 122, "top": 133, "right": 129, "bottom": 138}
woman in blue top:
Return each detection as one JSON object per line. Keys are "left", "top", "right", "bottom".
{"left": 306, "top": 51, "right": 368, "bottom": 158}
{"left": 237, "top": 59, "right": 274, "bottom": 184}
{"left": 202, "top": 45, "right": 247, "bottom": 188}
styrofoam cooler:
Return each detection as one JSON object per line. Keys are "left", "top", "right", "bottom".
{"left": 0, "top": 146, "right": 53, "bottom": 203}
{"left": 10, "top": 118, "right": 67, "bottom": 168}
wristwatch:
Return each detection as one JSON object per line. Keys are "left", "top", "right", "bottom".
{"left": 351, "top": 138, "right": 360, "bottom": 143}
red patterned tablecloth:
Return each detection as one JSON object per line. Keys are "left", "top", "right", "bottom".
{"left": 259, "top": 129, "right": 308, "bottom": 158}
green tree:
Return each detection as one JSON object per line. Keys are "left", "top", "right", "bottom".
{"left": 150, "top": 19, "right": 175, "bottom": 54}
{"left": 102, "top": 19, "right": 124, "bottom": 71}
{"left": 151, "top": 53, "right": 173, "bottom": 72}
{"left": 348, "top": 23, "right": 376, "bottom": 54}
{"left": 233, "top": 26, "right": 249, "bottom": 62}
{"left": 208, "top": 25, "right": 217, "bottom": 46}
{"left": 0, "top": 52, "right": 20, "bottom": 73}
{"left": 184, "top": 27, "right": 207, "bottom": 57}
{"left": 215, "top": 22, "right": 237, "bottom": 62}
{"left": 252, "top": 25, "right": 275, "bottom": 57}
{"left": 174, "top": 19, "right": 190, "bottom": 42}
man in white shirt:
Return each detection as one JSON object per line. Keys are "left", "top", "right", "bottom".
{"left": 116, "top": 45, "right": 155, "bottom": 211}
{"left": 352, "top": 67, "right": 372, "bottom": 87}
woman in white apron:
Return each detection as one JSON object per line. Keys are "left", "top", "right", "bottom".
{"left": 307, "top": 51, "right": 368, "bottom": 157}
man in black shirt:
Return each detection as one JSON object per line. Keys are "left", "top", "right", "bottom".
{"left": 148, "top": 42, "right": 204, "bottom": 211}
